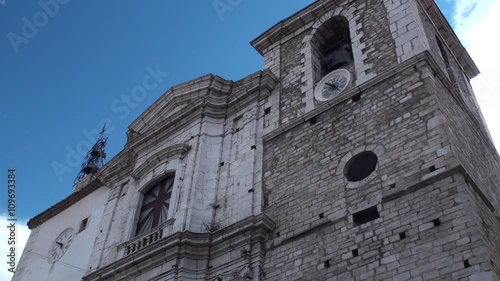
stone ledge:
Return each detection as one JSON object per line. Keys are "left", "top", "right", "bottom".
{"left": 263, "top": 51, "right": 431, "bottom": 142}
{"left": 82, "top": 213, "right": 275, "bottom": 281}
{"left": 382, "top": 165, "right": 464, "bottom": 203}
{"left": 251, "top": 0, "right": 478, "bottom": 80}
{"left": 27, "top": 177, "right": 103, "bottom": 229}
{"left": 131, "top": 143, "right": 190, "bottom": 180}
{"left": 118, "top": 218, "right": 175, "bottom": 257}
{"left": 416, "top": 0, "right": 479, "bottom": 78}
{"left": 126, "top": 70, "right": 278, "bottom": 154}
{"left": 266, "top": 165, "right": 497, "bottom": 252}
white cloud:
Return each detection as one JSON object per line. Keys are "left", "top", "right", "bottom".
{"left": 0, "top": 215, "right": 30, "bottom": 281}
{"left": 452, "top": 0, "right": 500, "bottom": 150}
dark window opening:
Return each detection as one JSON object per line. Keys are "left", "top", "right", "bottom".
{"left": 344, "top": 151, "right": 378, "bottom": 182}
{"left": 324, "top": 260, "right": 331, "bottom": 268}
{"left": 309, "top": 116, "right": 318, "bottom": 125}
{"left": 389, "top": 183, "right": 396, "bottom": 189}
{"left": 251, "top": 145, "right": 257, "bottom": 150}
{"left": 464, "top": 259, "right": 470, "bottom": 268}
{"left": 352, "top": 93, "right": 361, "bottom": 102}
{"left": 436, "top": 36, "right": 459, "bottom": 89}
{"left": 352, "top": 249, "right": 359, "bottom": 257}
{"left": 220, "top": 162, "right": 225, "bottom": 167}
{"left": 264, "top": 107, "right": 271, "bottom": 115}
{"left": 318, "top": 17, "right": 353, "bottom": 75}
{"left": 353, "top": 206, "right": 380, "bottom": 225}
{"left": 275, "top": 231, "right": 280, "bottom": 238}
{"left": 436, "top": 37, "right": 450, "bottom": 68}
{"left": 319, "top": 213, "right": 324, "bottom": 219}
{"left": 79, "top": 218, "right": 88, "bottom": 233}
{"left": 432, "top": 218, "right": 441, "bottom": 227}
{"left": 429, "top": 165, "right": 436, "bottom": 173}
{"left": 399, "top": 232, "right": 407, "bottom": 240}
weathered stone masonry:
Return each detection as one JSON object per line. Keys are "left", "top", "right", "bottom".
{"left": 255, "top": 0, "right": 500, "bottom": 279}
{"left": 13, "top": 1, "right": 500, "bottom": 280}
{"left": 262, "top": 54, "right": 498, "bottom": 280}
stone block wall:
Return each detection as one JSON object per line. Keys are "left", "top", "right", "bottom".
{"left": 261, "top": 58, "right": 497, "bottom": 279}
{"left": 263, "top": 174, "right": 492, "bottom": 280}
{"left": 280, "top": 35, "right": 306, "bottom": 124}
{"left": 361, "top": 0, "right": 399, "bottom": 74}
{"left": 263, "top": 63, "right": 453, "bottom": 240}
{"left": 257, "top": 0, "right": 434, "bottom": 125}
{"left": 431, "top": 67, "right": 500, "bottom": 277}
{"left": 384, "top": 0, "right": 430, "bottom": 63}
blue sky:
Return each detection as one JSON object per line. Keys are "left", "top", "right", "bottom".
{"left": 1, "top": 0, "right": 500, "bottom": 279}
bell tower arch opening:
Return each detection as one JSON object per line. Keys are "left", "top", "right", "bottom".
{"left": 311, "top": 16, "right": 353, "bottom": 83}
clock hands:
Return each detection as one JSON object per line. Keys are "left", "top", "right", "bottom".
{"left": 325, "top": 82, "right": 338, "bottom": 90}
{"left": 50, "top": 228, "right": 75, "bottom": 262}
{"left": 315, "top": 70, "right": 351, "bottom": 102}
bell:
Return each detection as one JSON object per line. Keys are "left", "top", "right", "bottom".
{"left": 326, "top": 42, "right": 352, "bottom": 72}
{"left": 83, "top": 162, "right": 97, "bottom": 175}
{"left": 90, "top": 146, "right": 101, "bottom": 157}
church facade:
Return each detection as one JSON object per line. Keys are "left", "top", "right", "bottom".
{"left": 13, "top": 0, "right": 500, "bottom": 280}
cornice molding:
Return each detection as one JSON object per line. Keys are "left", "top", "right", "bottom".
{"left": 131, "top": 143, "right": 191, "bottom": 180}
{"left": 82, "top": 213, "right": 275, "bottom": 281}
{"left": 263, "top": 51, "right": 431, "bottom": 142}
{"left": 97, "top": 150, "right": 134, "bottom": 185}
{"left": 27, "top": 177, "right": 103, "bottom": 229}
{"left": 127, "top": 103, "right": 204, "bottom": 152}
{"left": 126, "top": 70, "right": 277, "bottom": 153}
{"left": 128, "top": 74, "right": 220, "bottom": 132}
{"left": 251, "top": 0, "right": 478, "bottom": 78}
{"left": 262, "top": 50, "right": 484, "bottom": 145}
{"left": 416, "top": 0, "right": 479, "bottom": 78}
{"left": 251, "top": 0, "right": 329, "bottom": 55}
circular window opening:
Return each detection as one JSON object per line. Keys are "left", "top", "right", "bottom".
{"left": 344, "top": 151, "right": 378, "bottom": 182}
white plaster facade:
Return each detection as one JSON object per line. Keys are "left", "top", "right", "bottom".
{"left": 13, "top": 186, "right": 108, "bottom": 281}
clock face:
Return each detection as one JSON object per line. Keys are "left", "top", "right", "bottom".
{"left": 314, "top": 69, "right": 351, "bottom": 101}
{"left": 48, "top": 228, "right": 75, "bottom": 262}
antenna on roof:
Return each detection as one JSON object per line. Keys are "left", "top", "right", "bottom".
{"left": 74, "top": 123, "right": 108, "bottom": 185}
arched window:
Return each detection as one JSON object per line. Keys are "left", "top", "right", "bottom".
{"left": 315, "top": 16, "right": 353, "bottom": 77}
{"left": 136, "top": 176, "right": 175, "bottom": 235}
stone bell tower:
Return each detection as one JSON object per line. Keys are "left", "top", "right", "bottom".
{"left": 252, "top": 0, "right": 500, "bottom": 280}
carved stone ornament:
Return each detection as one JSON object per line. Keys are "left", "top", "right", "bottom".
{"left": 213, "top": 264, "right": 252, "bottom": 281}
